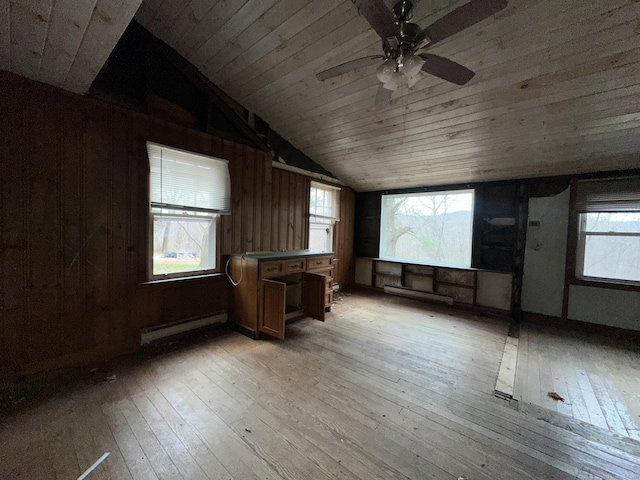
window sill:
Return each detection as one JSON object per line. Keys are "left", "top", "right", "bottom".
{"left": 571, "top": 277, "right": 640, "bottom": 292}
{"left": 140, "top": 272, "right": 226, "bottom": 286}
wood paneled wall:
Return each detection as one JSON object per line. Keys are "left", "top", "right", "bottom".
{"left": 0, "top": 71, "right": 354, "bottom": 378}
{"left": 335, "top": 186, "right": 356, "bottom": 288}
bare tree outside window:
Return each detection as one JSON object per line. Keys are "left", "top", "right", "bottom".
{"left": 380, "top": 190, "right": 474, "bottom": 267}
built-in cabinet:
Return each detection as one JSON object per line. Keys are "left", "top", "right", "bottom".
{"left": 229, "top": 250, "right": 334, "bottom": 339}
{"left": 356, "top": 258, "right": 512, "bottom": 312}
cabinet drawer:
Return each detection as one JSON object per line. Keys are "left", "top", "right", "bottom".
{"left": 312, "top": 267, "right": 333, "bottom": 277}
{"left": 308, "top": 256, "right": 333, "bottom": 270}
{"left": 260, "top": 261, "right": 284, "bottom": 278}
{"left": 325, "top": 276, "right": 333, "bottom": 290}
{"left": 285, "top": 258, "right": 307, "bottom": 274}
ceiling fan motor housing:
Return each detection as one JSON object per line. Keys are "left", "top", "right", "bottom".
{"left": 384, "top": 1, "right": 421, "bottom": 59}
{"left": 393, "top": 0, "right": 414, "bottom": 22}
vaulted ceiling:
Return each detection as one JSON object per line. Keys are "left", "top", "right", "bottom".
{"left": 3, "top": 0, "right": 640, "bottom": 191}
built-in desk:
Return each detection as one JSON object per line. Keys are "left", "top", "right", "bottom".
{"left": 228, "top": 250, "right": 334, "bottom": 339}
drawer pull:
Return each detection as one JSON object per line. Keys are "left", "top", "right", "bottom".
{"left": 316, "top": 260, "right": 323, "bottom": 265}
{"left": 267, "top": 267, "right": 277, "bottom": 271}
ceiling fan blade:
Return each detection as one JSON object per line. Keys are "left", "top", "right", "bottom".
{"left": 316, "top": 55, "right": 384, "bottom": 81}
{"left": 417, "top": 0, "right": 508, "bottom": 47}
{"left": 374, "top": 83, "right": 394, "bottom": 107}
{"left": 354, "top": 0, "right": 401, "bottom": 44}
{"left": 419, "top": 54, "right": 475, "bottom": 85}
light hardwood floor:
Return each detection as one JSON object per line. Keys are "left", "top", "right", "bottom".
{"left": 514, "top": 322, "right": 640, "bottom": 441}
{"left": 1, "top": 290, "right": 639, "bottom": 479}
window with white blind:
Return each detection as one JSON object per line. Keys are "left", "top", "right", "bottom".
{"left": 147, "top": 142, "right": 231, "bottom": 279}
{"left": 309, "top": 181, "right": 340, "bottom": 252}
{"left": 575, "top": 177, "right": 640, "bottom": 284}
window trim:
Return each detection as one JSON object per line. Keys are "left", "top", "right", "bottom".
{"left": 309, "top": 181, "right": 340, "bottom": 253}
{"left": 575, "top": 211, "right": 640, "bottom": 287}
{"left": 147, "top": 142, "right": 229, "bottom": 280}
{"left": 149, "top": 211, "right": 221, "bottom": 281}
{"left": 309, "top": 222, "right": 335, "bottom": 253}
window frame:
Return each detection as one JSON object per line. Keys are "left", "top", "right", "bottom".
{"left": 149, "top": 209, "right": 221, "bottom": 281}
{"left": 309, "top": 222, "right": 334, "bottom": 253}
{"left": 147, "top": 142, "right": 229, "bottom": 281}
{"left": 309, "top": 181, "right": 340, "bottom": 253}
{"left": 379, "top": 188, "right": 475, "bottom": 268}
{"left": 575, "top": 211, "right": 640, "bottom": 286}
{"left": 572, "top": 177, "right": 640, "bottom": 289}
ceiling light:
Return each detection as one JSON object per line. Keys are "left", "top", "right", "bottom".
{"left": 376, "top": 57, "right": 397, "bottom": 83}
{"left": 403, "top": 54, "right": 424, "bottom": 77}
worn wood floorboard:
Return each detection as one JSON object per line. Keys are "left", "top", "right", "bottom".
{"left": 514, "top": 322, "right": 640, "bottom": 442}
{"left": 1, "top": 290, "right": 639, "bottom": 479}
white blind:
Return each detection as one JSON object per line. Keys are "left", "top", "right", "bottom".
{"left": 148, "top": 143, "right": 231, "bottom": 214}
{"left": 310, "top": 181, "right": 340, "bottom": 223}
{"left": 576, "top": 177, "right": 640, "bottom": 213}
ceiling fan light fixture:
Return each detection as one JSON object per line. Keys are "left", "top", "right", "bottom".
{"left": 403, "top": 54, "right": 424, "bottom": 77}
{"left": 376, "top": 57, "right": 397, "bottom": 83}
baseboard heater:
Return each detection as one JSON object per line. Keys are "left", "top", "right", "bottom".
{"left": 384, "top": 286, "right": 454, "bottom": 305}
{"left": 140, "top": 312, "right": 227, "bottom": 346}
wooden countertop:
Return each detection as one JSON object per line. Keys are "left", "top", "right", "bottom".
{"left": 230, "top": 250, "right": 334, "bottom": 262}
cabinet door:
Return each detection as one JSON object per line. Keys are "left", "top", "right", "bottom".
{"left": 302, "top": 272, "right": 326, "bottom": 321}
{"left": 260, "top": 279, "right": 286, "bottom": 339}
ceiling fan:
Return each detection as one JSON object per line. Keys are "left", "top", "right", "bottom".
{"left": 316, "top": 0, "right": 508, "bottom": 106}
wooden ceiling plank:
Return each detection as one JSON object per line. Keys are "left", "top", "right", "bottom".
{"left": 152, "top": 0, "right": 218, "bottom": 48}
{"left": 222, "top": 2, "right": 365, "bottom": 105}
{"left": 221, "top": 2, "right": 373, "bottom": 103}
{"left": 201, "top": 0, "right": 311, "bottom": 81}
{"left": 366, "top": 142, "right": 640, "bottom": 181}
{"left": 10, "top": 0, "right": 53, "bottom": 79}
{"left": 188, "top": 0, "right": 281, "bottom": 69}
{"left": 324, "top": 125, "right": 640, "bottom": 178}
{"left": 166, "top": 0, "right": 249, "bottom": 59}
{"left": 63, "top": 0, "right": 142, "bottom": 94}
{"left": 233, "top": 26, "right": 380, "bottom": 108}
{"left": 38, "top": 0, "right": 97, "bottom": 88}
{"left": 142, "top": 0, "right": 188, "bottom": 41}
{"left": 132, "top": 0, "right": 164, "bottom": 27}
{"left": 335, "top": 145, "right": 640, "bottom": 190}
{"left": 313, "top": 97, "right": 640, "bottom": 164}
{"left": 327, "top": 118, "right": 640, "bottom": 171}
{"left": 311, "top": 98, "right": 640, "bottom": 171}
{"left": 205, "top": 0, "right": 342, "bottom": 86}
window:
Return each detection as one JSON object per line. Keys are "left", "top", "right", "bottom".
{"left": 380, "top": 189, "right": 474, "bottom": 267}
{"left": 309, "top": 181, "right": 340, "bottom": 252}
{"left": 575, "top": 178, "right": 640, "bottom": 284}
{"left": 148, "top": 143, "right": 231, "bottom": 279}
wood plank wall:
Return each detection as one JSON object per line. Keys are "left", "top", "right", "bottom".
{"left": 0, "top": 71, "right": 355, "bottom": 378}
